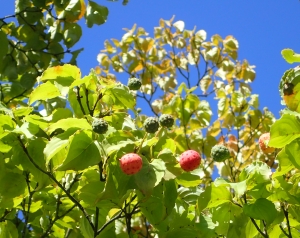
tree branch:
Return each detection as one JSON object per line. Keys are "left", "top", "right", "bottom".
{"left": 22, "top": 172, "right": 36, "bottom": 238}
{"left": 0, "top": 209, "right": 11, "bottom": 222}
{"left": 281, "top": 205, "right": 292, "bottom": 238}
{"left": 41, "top": 203, "right": 76, "bottom": 238}
{"left": 243, "top": 194, "right": 268, "bottom": 238}
{"left": 17, "top": 137, "right": 95, "bottom": 231}
{"left": 96, "top": 211, "right": 125, "bottom": 235}
{"left": 75, "top": 86, "right": 87, "bottom": 115}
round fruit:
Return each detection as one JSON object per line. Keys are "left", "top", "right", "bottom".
{"left": 119, "top": 153, "right": 143, "bottom": 175}
{"left": 282, "top": 82, "right": 299, "bottom": 111}
{"left": 159, "top": 114, "right": 174, "bottom": 128}
{"left": 211, "top": 145, "right": 231, "bottom": 162}
{"left": 179, "top": 150, "right": 201, "bottom": 172}
{"left": 127, "top": 77, "right": 142, "bottom": 90}
{"left": 92, "top": 118, "right": 108, "bottom": 134}
{"left": 283, "top": 82, "right": 294, "bottom": 96}
{"left": 259, "top": 132, "right": 275, "bottom": 154}
{"left": 143, "top": 117, "right": 159, "bottom": 133}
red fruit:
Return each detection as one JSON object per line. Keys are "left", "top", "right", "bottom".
{"left": 179, "top": 150, "right": 201, "bottom": 172}
{"left": 259, "top": 133, "right": 275, "bottom": 154}
{"left": 119, "top": 153, "right": 143, "bottom": 175}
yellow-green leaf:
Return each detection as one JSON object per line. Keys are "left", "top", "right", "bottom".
{"left": 29, "top": 81, "right": 61, "bottom": 105}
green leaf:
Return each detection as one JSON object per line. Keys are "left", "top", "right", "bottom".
{"left": 272, "top": 148, "right": 294, "bottom": 177}
{"left": 178, "top": 186, "right": 202, "bottom": 205}
{"left": 103, "top": 84, "right": 135, "bottom": 110}
{"left": 197, "top": 183, "right": 231, "bottom": 212}
{"left": 214, "top": 178, "right": 247, "bottom": 197}
{"left": 79, "top": 181, "right": 105, "bottom": 206}
{"left": 243, "top": 198, "right": 277, "bottom": 225}
{"left": 80, "top": 216, "right": 94, "bottom": 238}
{"left": 47, "top": 118, "right": 92, "bottom": 134}
{"left": 239, "top": 161, "right": 271, "bottom": 185}
{"left": 0, "top": 115, "right": 15, "bottom": 130}
{"left": 211, "top": 201, "right": 246, "bottom": 237}
{"left": 0, "top": 221, "right": 18, "bottom": 238}
{"left": 0, "top": 140, "right": 12, "bottom": 153}
{"left": 0, "top": 30, "right": 8, "bottom": 61}
{"left": 134, "top": 158, "right": 164, "bottom": 195}
{"left": 26, "top": 138, "right": 51, "bottom": 188}
{"left": 56, "top": 130, "right": 101, "bottom": 171}
{"left": 195, "top": 214, "right": 217, "bottom": 237}
{"left": 44, "top": 129, "right": 77, "bottom": 164}
{"left": 138, "top": 182, "right": 167, "bottom": 226}
{"left": 163, "top": 180, "right": 177, "bottom": 217}
{"left": 85, "top": 1, "right": 108, "bottom": 28}
{"left": 28, "top": 81, "right": 61, "bottom": 105}
{"left": 269, "top": 114, "right": 300, "bottom": 148}
{"left": 40, "top": 64, "right": 81, "bottom": 86}
{"left": 0, "top": 171, "right": 26, "bottom": 199}
{"left": 64, "top": 22, "right": 82, "bottom": 48}
{"left": 12, "top": 107, "right": 33, "bottom": 117}
{"left": 284, "top": 139, "right": 300, "bottom": 170}
{"left": 281, "top": 49, "right": 300, "bottom": 64}
{"left": 176, "top": 172, "right": 202, "bottom": 187}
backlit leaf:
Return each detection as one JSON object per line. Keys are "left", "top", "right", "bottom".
{"left": 29, "top": 81, "right": 61, "bottom": 105}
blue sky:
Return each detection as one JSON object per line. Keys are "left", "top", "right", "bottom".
{"left": 2, "top": 1, "right": 300, "bottom": 118}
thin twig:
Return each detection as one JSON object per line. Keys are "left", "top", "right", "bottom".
{"left": 41, "top": 204, "right": 76, "bottom": 238}
{"left": 22, "top": 172, "right": 35, "bottom": 238}
{"left": 96, "top": 211, "right": 125, "bottom": 235}
{"left": 17, "top": 137, "right": 95, "bottom": 231}
{"left": 0, "top": 209, "right": 11, "bottom": 222}
{"left": 243, "top": 194, "right": 268, "bottom": 238}
{"left": 75, "top": 86, "right": 86, "bottom": 115}
{"left": 281, "top": 205, "right": 292, "bottom": 238}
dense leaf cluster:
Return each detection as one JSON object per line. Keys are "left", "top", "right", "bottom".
{"left": 0, "top": 7, "right": 299, "bottom": 238}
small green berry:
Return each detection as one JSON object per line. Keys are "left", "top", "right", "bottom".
{"left": 143, "top": 117, "right": 159, "bottom": 133}
{"left": 159, "top": 114, "right": 174, "bottom": 128}
{"left": 211, "top": 145, "right": 231, "bottom": 162}
{"left": 127, "top": 77, "right": 142, "bottom": 90}
{"left": 92, "top": 118, "right": 108, "bottom": 134}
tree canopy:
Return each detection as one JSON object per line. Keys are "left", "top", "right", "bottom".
{"left": 0, "top": 2, "right": 300, "bottom": 238}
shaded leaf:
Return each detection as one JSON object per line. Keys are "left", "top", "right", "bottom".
{"left": 243, "top": 198, "right": 277, "bottom": 225}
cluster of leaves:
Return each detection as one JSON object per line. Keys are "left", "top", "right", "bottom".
{"left": 0, "top": 0, "right": 111, "bottom": 109}
{"left": 0, "top": 14, "right": 299, "bottom": 237}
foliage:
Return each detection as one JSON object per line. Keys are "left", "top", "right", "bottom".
{"left": 0, "top": 8, "right": 299, "bottom": 237}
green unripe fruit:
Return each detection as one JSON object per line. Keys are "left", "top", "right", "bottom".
{"left": 143, "top": 117, "right": 159, "bottom": 133}
{"left": 283, "top": 82, "right": 294, "bottom": 96}
{"left": 92, "top": 118, "right": 108, "bottom": 134}
{"left": 159, "top": 114, "right": 174, "bottom": 128}
{"left": 211, "top": 145, "right": 231, "bottom": 162}
{"left": 127, "top": 77, "right": 142, "bottom": 90}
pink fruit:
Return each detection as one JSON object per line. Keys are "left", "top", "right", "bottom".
{"left": 119, "top": 153, "right": 143, "bottom": 175}
{"left": 179, "top": 150, "right": 201, "bottom": 172}
{"left": 259, "top": 133, "right": 275, "bottom": 154}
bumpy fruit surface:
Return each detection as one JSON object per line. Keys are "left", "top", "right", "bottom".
{"left": 92, "top": 118, "right": 108, "bottom": 134}
{"left": 159, "top": 114, "right": 174, "bottom": 128}
{"left": 127, "top": 77, "right": 142, "bottom": 90}
{"left": 143, "top": 117, "right": 159, "bottom": 133}
{"left": 119, "top": 153, "right": 143, "bottom": 175}
{"left": 211, "top": 145, "right": 231, "bottom": 162}
{"left": 179, "top": 150, "right": 201, "bottom": 172}
{"left": 259, "top": 133, "right": 275, "bottom": 154}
